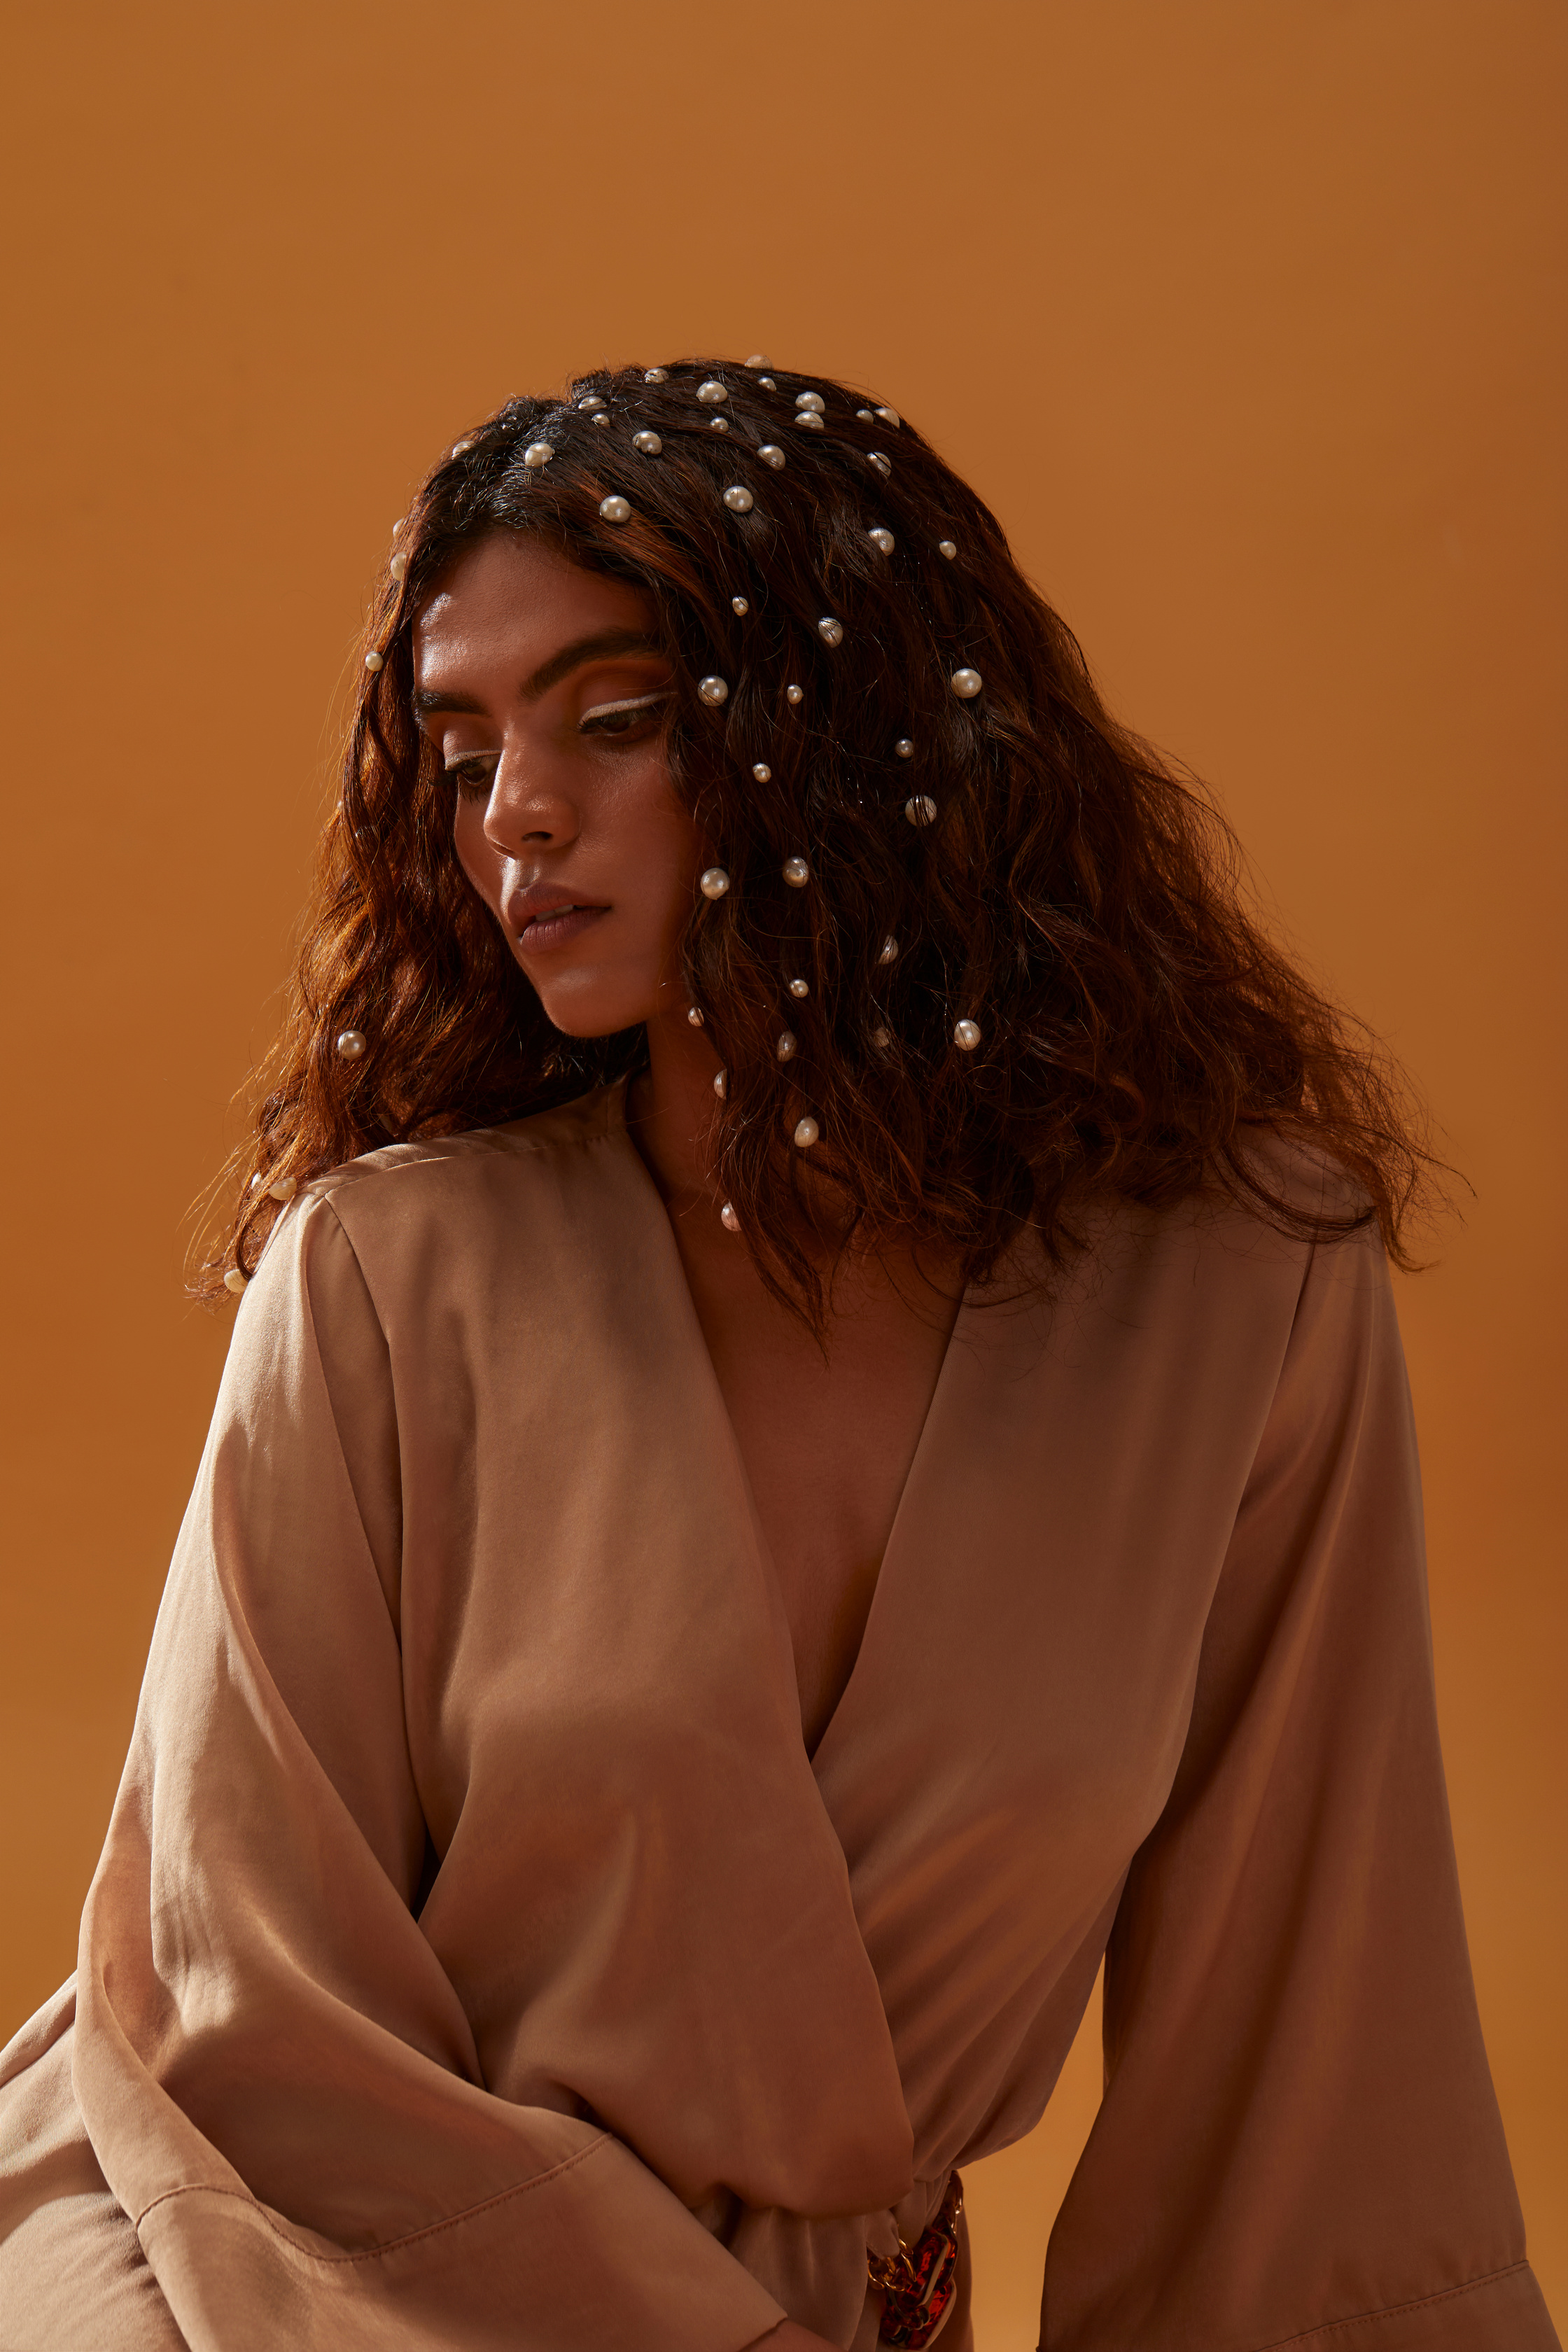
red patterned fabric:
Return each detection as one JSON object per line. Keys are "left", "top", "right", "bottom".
{"left": 867, "top": 2172, "right": 964, "bottom": 2350}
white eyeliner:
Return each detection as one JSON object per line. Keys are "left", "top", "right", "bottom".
{"left": 579, "top": 692, "right": 666, "bottom": 727}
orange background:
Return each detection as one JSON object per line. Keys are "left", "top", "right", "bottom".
{"left": 1, "top": 4, "right": 1562, "bottom": 2342}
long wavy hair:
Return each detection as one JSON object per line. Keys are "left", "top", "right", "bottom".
{"left": 202, "top": 357, "right": 1434, "bottom": 1322}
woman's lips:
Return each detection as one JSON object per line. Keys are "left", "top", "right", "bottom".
{"left": 513, "top": 904, "right": 609, "bottom": 952}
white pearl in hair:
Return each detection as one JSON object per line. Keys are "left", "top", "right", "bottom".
{"left": 700, "top": 868, "right": 732, "bottom": 899}
{"left": 793, "top": 1116, "right": 820, "bottom": 1149}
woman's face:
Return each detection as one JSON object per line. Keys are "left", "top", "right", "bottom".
{"left": 414, "top": 532, "right": 700, "bottom": 1038}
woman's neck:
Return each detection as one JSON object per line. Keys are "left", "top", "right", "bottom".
{"left": 624, "top": 1002, "right": 726, "bottom": 1214}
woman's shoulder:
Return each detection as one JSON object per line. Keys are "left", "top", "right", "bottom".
{"left": 253, "top": 1082, "right": 635, "bottom": 1293}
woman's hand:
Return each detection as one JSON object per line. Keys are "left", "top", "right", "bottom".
{"left": 741, "top": 2323, "right": 843, "bottom": 2352}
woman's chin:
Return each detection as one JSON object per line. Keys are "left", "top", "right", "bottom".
{"left": 531, "top": 979, "right": 659, "bottom": 1041}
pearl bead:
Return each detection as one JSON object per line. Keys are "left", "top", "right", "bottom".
{"left": 598, "top": 495, "right": 632, "bottom": 524}
{"left": 592, "top": 412, "right": 610, "bottom": 428}
{"left": 723, "top": 485, "right": 754, "bottom": 513}
{"left": 757, "top": 377, "right": 777, "bottom": 391}
{"left": 451, "top": 437, "right": 476, "bottom": 456}
{"left": 856, "top": 409, "right": 875, "bottom": 422}
{"left": 710, "top": 416, "right": 729, "bottom": 432}
{"left": 732, "top": 596, "right": 750, "bottom": 615}
{"left": 868, "top": 527, "right": 895, "bottom": 554}
{"left": 793, "top": 1116, "right": 820, "bottom": 1149}
{"left": 699, "top": 867, "right": 731, "bottom": 898}
{"left": 789, "top": 976, "right": 810, "bottom": 998}
{"left": 223, "top": 1267, "right": 248, "bottom": 1295}
{"left": 696, "top": 379, "right": 729, "bottom": 405}
{"left": 523, "top": 442, "right": 554, "bottom": 468}
{"left": 698, "top": 675, "right": 729, "bottom": 705}
{"left": 688, "top": 1006, "right": 705, "bottom": 1026}
{"left": 644, "top": 367, "right": 668, "bottom": 383}
{"left": 746, "top": 354, "right": 772, "bottom": 368}
{"left": 249, "top": 1171, "right": 262, "bottom": 1189}
{"left": 776, "top": 1030, "right": 797, "bottom": 1060}
{"left": 267, "top": 1175, "right": 298, "bottom": 1203}
{"left": 782, "top": 856, "right": 810, "bottom": 887}
{"left": 391, "top": 518, "right": 405, "bottom": 538}
{"left": 713, "top": 1069, "right": 727, "bottom": 1098}
{"left": 578, "top": 395, "right": 606, "bottom": 412}
{"left": 895, "top": 738, "right": 913, "bottom": 758}
{"left": 905, "top": 795, "right": 938, "bottom": 827}
{"left": 868, "top": 451, "right": 891, "bottom": 476}
{"left": 938, "top": 540, "right": 957, "bottom": 559}
{"left": 633, "top": 430, "right": 662, "bottom": 454}
{"left": 793, "top": 412, "right": 825, "bottom": 431}
{"left": 872, "top": 1027, "right": 892, "bottom": 1049}
{"left": 720, "top": 1202, "right": 741, "bottom": 1232}
{"left": 878, "top": 935, "right": 899, "bottom": 963}
{"left": 336, "top": 1028, "right": 367, "bottom": 1058}
{"left": 954, "top": 1019, "right": 981, "bottom": 1051}
{"left": 795, "top": 391, "right": 825, "bottom": 413}
{"left": 363, "top": 650, "right": 384, "bottom": 673}
{"left": 758, "top": 444, "right": 785, "bottom": 468}
{"left": 389, "top": 552, "right": 407, "bottom": 581}
{"left": 785, "top": 684, "right": 804, "bottom": 705}
{"left": 752, "top": 762, "right": 772, "bottom": 782}
{"left": 818, "top": 617, "right": 844, "bottom": 646}
{"left": 951, "top": 668, "right": 983, "bottom": 698}
{"left": 876, "top": 407, "right": 902, "bottom": 430}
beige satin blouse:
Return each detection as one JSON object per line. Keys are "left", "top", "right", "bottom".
{"left": 0, "top": 1083, "right": 1555, "bottom": 2351}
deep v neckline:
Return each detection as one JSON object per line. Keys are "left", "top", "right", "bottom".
{"left": 608, "top": 1081, "right": 970, "bottom": 1767}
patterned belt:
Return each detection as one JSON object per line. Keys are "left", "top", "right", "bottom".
{"left": 867, "top": 2171, "right": 965, "bottom": 2350}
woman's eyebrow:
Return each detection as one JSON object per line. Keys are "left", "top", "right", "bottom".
{"left": 412, "top": 628, "right": 664, "bottom": 723}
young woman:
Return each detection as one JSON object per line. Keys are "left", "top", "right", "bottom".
{"left": 0, "top": 360, "right": 1554, "bottom": 2352}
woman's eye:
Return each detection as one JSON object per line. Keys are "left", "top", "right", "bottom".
{"left": 446, "top": 755, "right": 498, "bottom": 799}
{"left": 578, "top": 692, "right": 667, "bottom": 741}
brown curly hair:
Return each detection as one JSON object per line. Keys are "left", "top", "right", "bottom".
{"left": 203, "top": 357, "right": 1434, "bottom": 1322}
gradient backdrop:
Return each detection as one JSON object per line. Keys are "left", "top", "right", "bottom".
{"left": 1, "top": 4, "right": 1562, "bottom": 2342}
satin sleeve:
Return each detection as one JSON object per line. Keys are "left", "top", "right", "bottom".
{"left": 1041, "top": 1224, "right": 1558, "bottom": 2351}
{"left": 69, "top": 1188, "right": 786, "bottom": 2352}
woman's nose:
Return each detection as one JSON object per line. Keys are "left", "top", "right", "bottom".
{"left": 482, "top": 743, "right": 580, "bottom": 856}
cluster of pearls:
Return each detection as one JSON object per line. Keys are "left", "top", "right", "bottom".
{"left": 500, "top": 364, "right": 992, "bottom": 1168}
